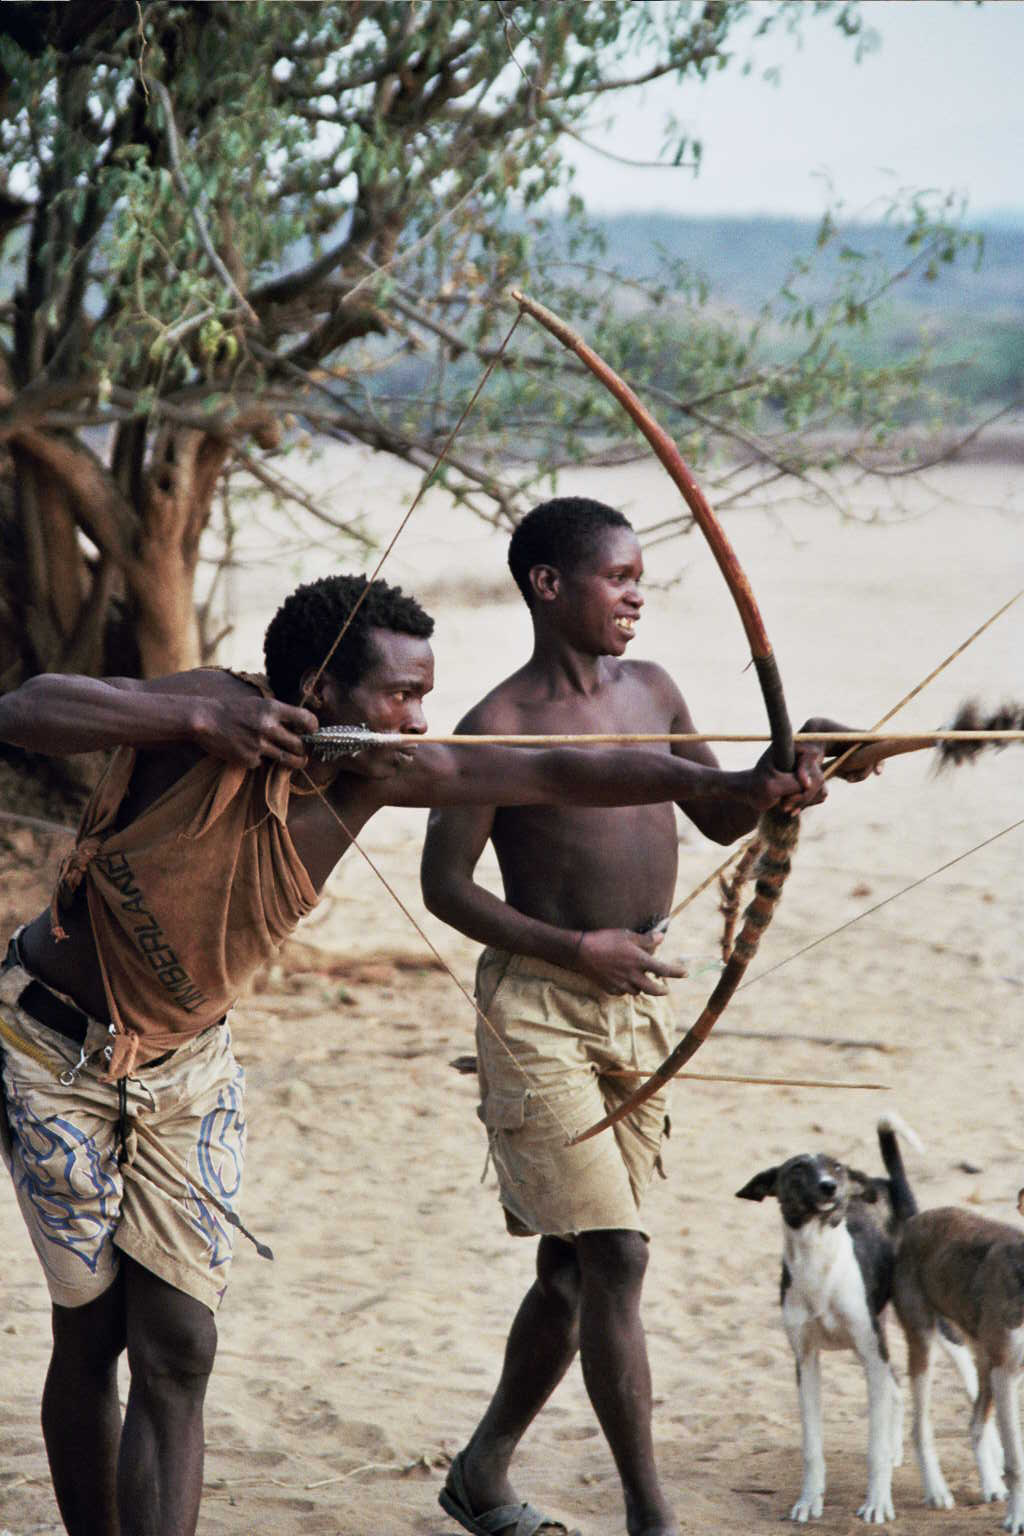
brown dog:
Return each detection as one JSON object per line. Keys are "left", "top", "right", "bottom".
{"left": 893, "top": 1207, "right": 1016, "bottom": 1524}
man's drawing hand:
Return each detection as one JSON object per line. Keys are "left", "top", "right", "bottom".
{"left": 196, "top": 696, "right": 319, "bottom": 769}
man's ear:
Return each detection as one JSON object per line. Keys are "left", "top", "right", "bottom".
{"left": 529, "top": 564, "right": 560, "bottom": 604}
{"left": 299, "top": 668, "right": 324, "bottom": 707}
{"left": 736, "top": 1168, "right": 780, "bottom": 1202}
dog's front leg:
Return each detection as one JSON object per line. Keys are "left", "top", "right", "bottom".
{"left": 907, "top": 1331, "right": 955, "bottom": 1509}
{"left": 858, "top": 1352, "right": 898, "bottom": 1523}
{"left": 792, "top": 1346, "right": 826, "bottom": 1521}
{"left": 992, "top": 1365, "right": 1024, "bottom": 1532}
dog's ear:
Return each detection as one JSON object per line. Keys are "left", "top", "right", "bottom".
{"left": 736, "top": 1168, "right": 780, "bottom": 1202}
{"left": 848, "top": 1167, "right": 880, "bottom": 1202}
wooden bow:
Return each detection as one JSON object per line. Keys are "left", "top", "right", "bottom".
{"left": 510, "top": 289, "right": 799, "bottom": 1144}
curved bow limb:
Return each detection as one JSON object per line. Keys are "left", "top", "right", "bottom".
{"left": 509, "top": 288, "right": 798, "bottom": 1144}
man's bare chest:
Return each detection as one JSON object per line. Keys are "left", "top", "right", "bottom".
{"left": 505, "top": 682, "right": 674, "bottom": 740}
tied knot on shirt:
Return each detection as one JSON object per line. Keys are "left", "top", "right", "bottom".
{"left": 50, "top": 836, "right": 103, "bottom": 941}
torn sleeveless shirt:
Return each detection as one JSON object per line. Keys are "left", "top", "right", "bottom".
{"left": 49, "top": 673, "right": 318, "bottom": 1077}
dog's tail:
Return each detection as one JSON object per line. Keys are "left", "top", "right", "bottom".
{"left": 877, "top": 1113, "right": 924, "bottom": 1227}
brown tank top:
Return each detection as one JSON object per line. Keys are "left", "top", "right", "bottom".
{"left": 49, "top": 674, "right": 318, "bottom": 1077}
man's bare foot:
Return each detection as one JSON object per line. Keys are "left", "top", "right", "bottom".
{"left": 626, "top": 1497, "right": 680, "bottom": 1536}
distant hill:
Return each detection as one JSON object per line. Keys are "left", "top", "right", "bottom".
{"left": 539, "top": 211, "right": 1022, "bottom": 411}
{"left": 360, "top": 210, "right": 1021, "bottom": 415}
{"left": 572, "top": 212, "right": 1023, "bottom": 319}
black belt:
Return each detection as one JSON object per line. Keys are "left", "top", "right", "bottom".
{"left": 3, "top": 933, "right": 216, "bottom": 1071}
{"left": 16, "top": 977, "right": 182, "bottom": 1072}
{"left": 18, "top": 978, "right": 91, "bottom": 1046}
{"left": 2, "top": 933, "right": 91, "bottom": 1046}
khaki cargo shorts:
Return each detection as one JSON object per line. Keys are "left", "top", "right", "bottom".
{"left": 474, "top": 948, "right": 675, "bottom": 1240}
{"left": 0, "top": 961, "right": 246, "bottom": 1313}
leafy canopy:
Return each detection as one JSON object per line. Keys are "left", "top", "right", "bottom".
{"left": 0, "top": 0, "right": 982, "bottom": 528}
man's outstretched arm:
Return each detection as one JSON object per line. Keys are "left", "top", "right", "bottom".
{"left": 379, "top": 739, "right": 819, "bottom": 813}
{"left": 0, "top": 671, "right": 317, "bottom": 768}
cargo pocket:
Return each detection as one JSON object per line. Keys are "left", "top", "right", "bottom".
{"left": 477, "top": 1085, "right": 526, "bottom": 1133}
{"left": 477, "top": 1084, "right": 528, "bottom": 1196}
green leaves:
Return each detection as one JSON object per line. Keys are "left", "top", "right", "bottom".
{"left": 0, "top": 0, "right": 993, "bottom": 533}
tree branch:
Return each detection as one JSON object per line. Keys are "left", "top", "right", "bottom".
{"left": 232, "top": 448, "right": 376, "bottom": 549}
{"left": 151, "top": 80, "right": 258, "bottom": 325}
{"left": 342, "top": 171, "right": 491, "bottom": 308}
{"left": 249, "top": 234, "right": 357, "bottom": 310}
{"left": 8, "top": 426, "right": 137, "bottom": 565}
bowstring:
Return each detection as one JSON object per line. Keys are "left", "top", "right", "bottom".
{"left": 735, "top": 814, "right": 1024, "bottom": 996}
{"left": 291, "top": 313, "right": 1020, "bottom": 1123}
{"left": 603, "top": 587, "right": 1023, "bottom": 1125}
{"left": 294, "top": 306, "right": 582, "bottom": 1135}
{"left": 302, "top": 312, "right": 523, "bottom": 704}
{"left": 297, "top": 776, "right": 580, "bottom": 1144}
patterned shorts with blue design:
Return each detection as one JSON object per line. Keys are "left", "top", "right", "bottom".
{"left": 0, "top": 960, "right": 246, "bottom": 1314}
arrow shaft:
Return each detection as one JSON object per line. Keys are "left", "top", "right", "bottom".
{"left": 306, "top": 727, "right": 1024, "bottom": 748}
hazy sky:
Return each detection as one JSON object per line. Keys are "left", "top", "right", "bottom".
{"left": 561, "top": 1, "right": 1024, "bottom": 220}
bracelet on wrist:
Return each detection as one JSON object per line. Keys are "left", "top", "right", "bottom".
{"left": 569, "top": 929, "right": 585, "bottom": 968}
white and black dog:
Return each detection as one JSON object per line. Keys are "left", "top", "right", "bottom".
{"left": 737, "top": 1115, "right": 980, "bottom": 1525}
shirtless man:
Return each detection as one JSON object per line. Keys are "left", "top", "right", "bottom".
{"left": 0, "top": 571, "right": 821, "bottom": 1536}
{"left": 421, "top": 498, "right": 856, "bottom": 1536}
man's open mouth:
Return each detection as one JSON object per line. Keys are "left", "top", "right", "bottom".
{"left": 614, "top": 615, "right": 637, "bottom": 634}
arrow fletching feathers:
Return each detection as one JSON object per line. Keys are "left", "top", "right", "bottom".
{"left": 937, "top": 701, "right": 1024, "bottom": 768}
{"left": 304, "top": 725, "right": 405, "bottom": 760}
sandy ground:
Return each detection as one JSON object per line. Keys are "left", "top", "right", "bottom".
{"left": 1, "top": 443, "right": 1022, "bottom": 1536}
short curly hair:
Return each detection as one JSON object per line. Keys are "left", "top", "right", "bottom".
{"left": 263, "top": 574, "right": 434, "bottom": 703}
{"left": 508, "top": 497, "right": 633, "bottom": 606}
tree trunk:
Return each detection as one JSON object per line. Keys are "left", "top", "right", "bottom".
{"left": 0, "top": 410, "right": 280, "bottom": 684}
{"left": 132, "top": 427, "right": 221, "bottom": 674}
